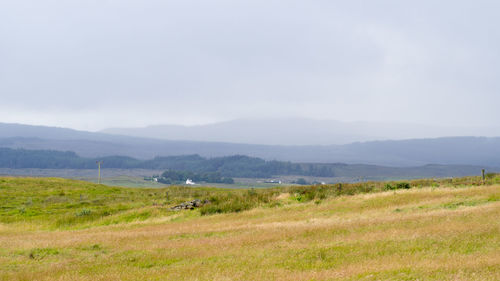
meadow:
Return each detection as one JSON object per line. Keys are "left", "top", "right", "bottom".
{"left": 0, "top": 176, "right": 499, "bottom": 280}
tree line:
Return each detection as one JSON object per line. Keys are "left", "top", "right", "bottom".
{"left": 0, "top": 148, "right": 336, "bottom": 178}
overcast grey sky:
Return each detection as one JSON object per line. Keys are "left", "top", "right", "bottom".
{"left": 1, "top": 0, "right": 499, "bottom": 131}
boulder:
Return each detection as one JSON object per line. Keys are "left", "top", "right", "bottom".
{"left": 170, "top": 199, "right": 210, "bottom": 211}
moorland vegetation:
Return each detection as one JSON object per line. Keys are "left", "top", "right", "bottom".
{"left": 0, "top": 175, "right": 499, "bottom": 280}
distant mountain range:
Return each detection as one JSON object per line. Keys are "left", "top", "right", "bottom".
{"left": 101, "top": 118, "right": 500, "bottom": 145}
{"left": 1, "top": 122, "right": 500, "bottom": 167}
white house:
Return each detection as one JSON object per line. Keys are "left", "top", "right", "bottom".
{"left": 185, "top": 179, "right": 195, "bottom": 185}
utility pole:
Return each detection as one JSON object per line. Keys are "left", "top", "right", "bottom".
{"left": 96, "top": 161, "right": 102, "bottom": 184}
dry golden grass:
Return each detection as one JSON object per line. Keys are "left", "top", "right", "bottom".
{"left": 0, "top": 184, "right": 499, "bottom": 280}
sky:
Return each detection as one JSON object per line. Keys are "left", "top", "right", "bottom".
{"left": 1, "top": 0, "right": 499, "bottom": 131}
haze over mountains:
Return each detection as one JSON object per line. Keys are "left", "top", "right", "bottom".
{"left": 102, "top": 118, "right": 500, "bottom": 146}
{"left": 1, "top": 121, "right": 500, "bottom": 168}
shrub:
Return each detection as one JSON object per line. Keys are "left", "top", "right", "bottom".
{"left": 76, "top": 209, "right": 92, "bottom": 217}
{"left": 247, "top": 188, "right": 257, "bottom": 196}
{"left": 29, "top": 248, "right": 59, "bottom": 260}
{"left": 485, "top": 173, "right": 497, "bottom": 179}
{"left": 396, "top": 182, "right": 411, "bottom": 189}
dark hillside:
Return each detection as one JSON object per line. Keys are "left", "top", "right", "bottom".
{"left": 0, "top": 148, "right": 495, "bottom": 180}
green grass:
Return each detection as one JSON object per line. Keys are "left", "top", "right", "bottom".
{"left": 0, "top": 176, "right": 499, "bottom": 280}
{"left": 89, "top": 176, "right": 169, "bottom": 188}
{"left": 1, "top": 175, "right": 500, "bottom": 229}
{"left": 0, "top": 177, "right": 232, "bottom": 228}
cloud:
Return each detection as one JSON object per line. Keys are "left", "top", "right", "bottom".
{"left": 0, "top": 0, "right": 499, "bottom": 130}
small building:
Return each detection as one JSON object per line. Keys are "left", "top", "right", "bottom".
{"left": 264, "top": 179, "right": 282, "bottom": 184}
{"left": 185, "top": 179, "right": 195, "bottom": 185}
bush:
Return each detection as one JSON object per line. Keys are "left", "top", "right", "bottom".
{"left": 76, "top": 209, "right": 92, "bottom": 217}
{"left": 485, "top": 173, "right": 497, "bottom": 179}
{"left": 247, "top": 188, "right": 257, "bottom": 196}
{"left": 396, "top": 182, "right": 411, "bottom": 189}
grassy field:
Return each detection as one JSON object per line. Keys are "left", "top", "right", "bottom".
{"left": 0, "top": 177, "right": 499, "bottom": 280}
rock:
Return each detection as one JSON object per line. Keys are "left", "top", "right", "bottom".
{"left": 170, "top": 199, "right": 209, "bottom": 211}
{"left": 193, "top": 200, "right": 201, "bottom": 207}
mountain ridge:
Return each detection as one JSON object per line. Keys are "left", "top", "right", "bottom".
{"left": 2, "top": 122, "right": 500, "bottom": 167}
{"left": 100, "top": 118, "right": 500, "bottom": 145}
